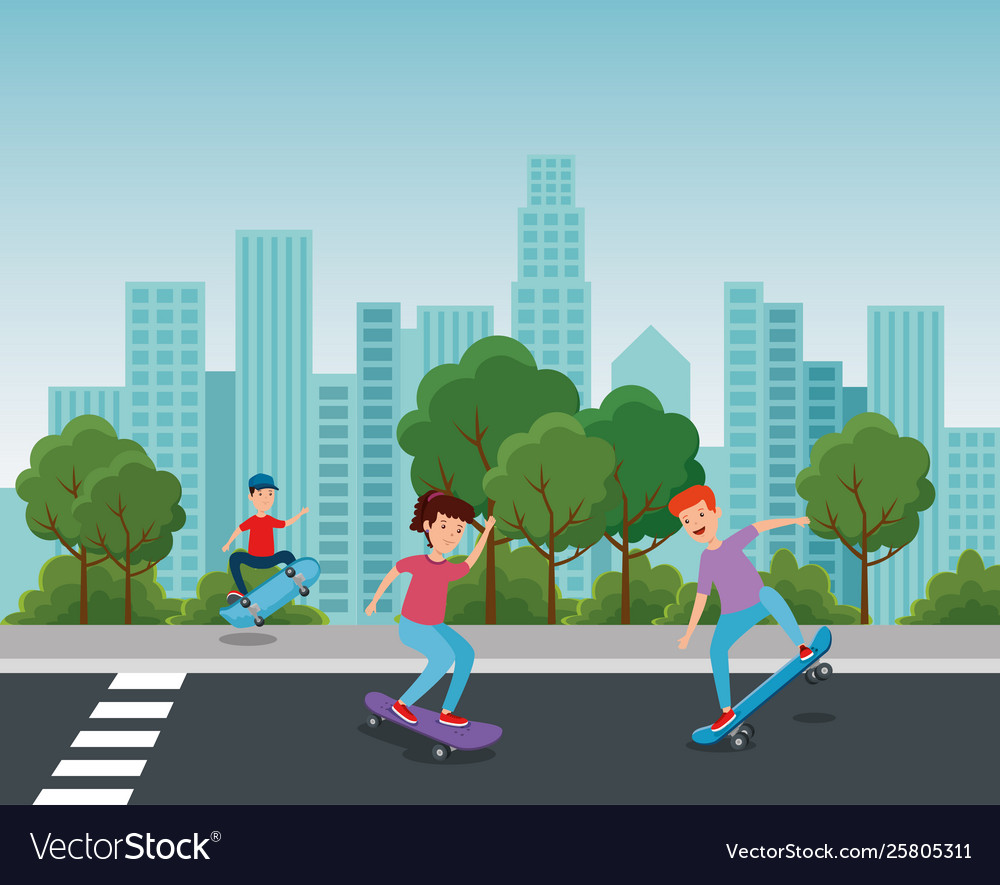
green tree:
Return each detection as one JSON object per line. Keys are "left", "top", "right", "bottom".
{"left": 655, "top": 550, "right": 860, "bottom": 625}
{"left": 445, "top": 544, "right": 576, "bottom": 624}
{"left": 168, "top": 554, "right": 329, "bottom": 625}
{"left": 899, "top": 549, "right": 1000, "bottom": 624}
{"left": 4, "top": 556, "right": 183, "bottom": 624}
{"left": 484, "top": 413, "right": 617, "bottom": 623}
{"left": 73, "top": 457, "right": 186, "bottom": 624}
{"left": 397, "top": 336, "right": 579, "bottom": 623}
{"left": 797, "top": 413, "right": 935, "bottom": 625}
{"left": 578, "top": 386, "right": 704, "bottom": 623}
{"left": 15, "top": 415, "right": 148, "bottom": 624}
{"left": 564, "top": 553, "right": 683, "bottom": 625}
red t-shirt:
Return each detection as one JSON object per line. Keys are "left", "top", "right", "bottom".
{"left": 240, "top": 515, "right": 286, "bottom": 557}
{"left": 396, "top": 555, "right": 471, "bottom": 625}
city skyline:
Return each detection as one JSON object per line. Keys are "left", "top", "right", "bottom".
{"left": 3, "top": 1, "right": 998, "bottom": 489}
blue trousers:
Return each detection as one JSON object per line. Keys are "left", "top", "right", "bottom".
{"left": 229, "top": 550, "right": 296, "bottom": 596}
{"left": 398, "top": 617, "right": 475, "bottom": 711}
{"left": 710, "top": 586, "right": 804, "bottom": 709}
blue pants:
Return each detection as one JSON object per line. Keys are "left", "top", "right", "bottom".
{"left": 710, "top": 586, "right": 804, "bottom": 709}
{"left": 229, "top": 550, "right": 296, "bottom": 596}
{"left": 398, "top": 617, "right": 475, "bottom": 712}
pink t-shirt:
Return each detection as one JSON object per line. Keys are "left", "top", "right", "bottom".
{"left": 396, "top": 555, "right": 471, "bottom": 625}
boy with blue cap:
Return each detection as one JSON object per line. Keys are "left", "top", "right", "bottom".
{"left": 222, "top": 473, "right": 309, "bottom": 604}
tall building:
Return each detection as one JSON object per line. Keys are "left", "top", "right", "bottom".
{"left": 310, "top": 373, "right": 358, "bottom": 622}
{"left": 205, "top": 371, "right": 236, "bottom": 579}
{"left": 48, "top": 388, "right": 124, "bottom": 434}
{"left": 511, "top": 156, "right": 591, "bottom": 409}
{"left": 724, "top": 283, "right": 765, "bottom": 561}
{"left": 611, "top": 326, "right": 690, "bottom": 417}
{"left": 837, "top": 386, "right": 869, "bottom": 608}
{"left": 123, "top": 283, "right": 205, "bottom": 596}
{"left": 867, "top": 306, "right": 943, "bottom": 623}
{"left": 942, "top": 428, "right": 998, "bottom": 570}
{"left": 357, "top": 303, "right": 400, "bottom": 623}
{"left": 235, "top": 231, "right": 313, "bottom": 567}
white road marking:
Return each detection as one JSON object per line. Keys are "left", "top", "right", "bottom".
{"left": 90, "top": 702, "right": 173, "bottom": 719}
{"left": 52, "top": 760, "right": 147, "bottom": 777}
{"left": 109, "top": 673, "right": 186, "bottom": 690}
{"left": 72, "top": 731, "right": 160, "bottom": 748}
{"left": 34, "top": 789, "right": 133, "bottom": 805}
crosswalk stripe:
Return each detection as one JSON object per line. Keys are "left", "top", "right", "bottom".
{"left": 72, "top": 731, "right": 160, "bottom": 748}
{"left": 34, "top": 789, "right": 133, "bottom": 805}
{"left": 53, "top": 760, "right": 147, "bottom": 777}
{"left": 109, "top": 673, "right": 186, "bottom": 690}
{"left": 90, "top": 702, "right": 173, "bottom": 719}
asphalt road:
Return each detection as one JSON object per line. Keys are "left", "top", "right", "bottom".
{"left": 1, "top": 671, "right": 996, "bottom": 806}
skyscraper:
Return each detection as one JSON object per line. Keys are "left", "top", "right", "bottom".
{"left": 942, "top": 428, "right": 998, "bottom": 571}
{"left": 511, "top": 156, "right": 591, "bottom": 410}
{"left": 124, "top": 283, "right": 205, "bottom": 596}
{"left": 867, "top": 306, "right": 943, "bottom": 623}
{"left": 205, "top": 371, "right": 236, "bottom": 579}
{"left": 235, "top": 231, "right": 313, "bottom": 567}
{"left": 612, "top": 326, "right": 690, "bottom": 417}
{"left": 48, "top": 388, "right": 123, "bottom": 434}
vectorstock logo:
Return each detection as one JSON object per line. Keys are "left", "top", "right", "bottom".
{"left": 30, "top": 832, "right": 216, "bottom": 861}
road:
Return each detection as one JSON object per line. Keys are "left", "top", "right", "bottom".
{"left": 1, "top": 671, "right": 996, "bottom": 806}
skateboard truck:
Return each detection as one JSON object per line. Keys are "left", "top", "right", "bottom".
{"left": 285, "top": 566, "right": 310, "bottom": 596}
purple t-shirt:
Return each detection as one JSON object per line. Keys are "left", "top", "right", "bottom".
{"left": 696, "top": 525, "right": 763, "bottom": 614}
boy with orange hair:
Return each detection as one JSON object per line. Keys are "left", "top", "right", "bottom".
{"left": 669, "top": 484, "right": 814, "bottom": 734}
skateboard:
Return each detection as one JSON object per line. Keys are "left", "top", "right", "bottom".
{"left": 692, "top": 625, "right": 833, "bottom": 750}
{"left": 220, "top": 557, "right": 320, "bottom": 628}
{"left": 363, "top": 691, "right": 503, "bottom": 763}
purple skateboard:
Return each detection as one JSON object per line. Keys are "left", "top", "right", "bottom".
{"left": 363, "top": 691, "right": 502, "bottom": 763}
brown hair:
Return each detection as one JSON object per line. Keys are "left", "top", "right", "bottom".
{"left": 410, "top": 490, "right": 475, "bottom": 547}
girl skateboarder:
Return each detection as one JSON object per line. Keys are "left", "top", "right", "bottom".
{"left": 670, "top": 484, "right": 814, "bottom": 734}
{"left": 365, "top": 490, "right": 496, "bottom": 727}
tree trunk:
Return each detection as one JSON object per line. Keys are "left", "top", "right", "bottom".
{"left": 78, "top": 547, "right": 89, "bottom": 625}
{"left": 124, "top": 542, "right": 132, "bottom": 626}
{"left": 860, "top": 538, "right": 869, "bottom": 625}
{"left": 547, "top": 516, "right": 556, "bottom": 625}
{"left": 485, "top": 500, "right": 496, "bottom": 625}
{"left": 620, "top": 501, "right": 630, "bottom": 625}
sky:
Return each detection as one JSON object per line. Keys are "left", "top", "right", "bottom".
{"left": 1, "top": 0, "right": 997, "bottom": 487}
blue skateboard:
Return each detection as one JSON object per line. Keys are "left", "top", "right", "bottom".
{"left": 692, "top": 625, "right": 833, "bottom": 750}
{"left": 220, "top": 557, "right": 320, "bottom": 628}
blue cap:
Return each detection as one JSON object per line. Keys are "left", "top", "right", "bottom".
{"left": 248, "top": 473, "right": 279, "bottom": 491}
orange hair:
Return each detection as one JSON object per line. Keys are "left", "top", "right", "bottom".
{"left": 668, "top": 484, "right": 716, "bottom": 517}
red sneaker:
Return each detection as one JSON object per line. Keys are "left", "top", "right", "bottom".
{"left": 799, "top": 644, "right": 815, "bottom": 661}
{"left": 392, "top": 701, "right": 417, "bottom": 724}
{"left": 439, "top": 711, "right": 468, "bottom": 727}
{"left": 711, "top": 709, "right": 736, "bottom": 732}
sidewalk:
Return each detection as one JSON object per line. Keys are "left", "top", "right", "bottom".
{"left": 2, "top": 625, "right": 999, "bottom": 673}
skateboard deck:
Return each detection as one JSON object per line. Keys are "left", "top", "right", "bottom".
{"left": 220, "top": 557, "right": 320, "bottom": 628}
{"left": 692, "top": 625, "right": 833, "bottom": 749}
{"left": 363, "top": 691, "right": 502, "bottom": 762}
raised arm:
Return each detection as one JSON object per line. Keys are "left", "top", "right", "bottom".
{"left": 752, "top": 516, "right": 809, "bottom": 534}
{"left": 463, "top": 516, "right": 496, "bottom": 571}
{"left": 365, "top": 567, "right": 399, "bottom": 617}
{"left": 284, "top": 507, "right": 309, "bottom": 527}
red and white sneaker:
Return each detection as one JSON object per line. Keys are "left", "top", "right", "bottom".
{"left": 799, "top": 644, "right": 815, "bottom": 661}
{"left": 710, "top": 709, "right": 736, "bottom": 732}
{"left": 392, "top": 701, "right": 417, "bottom": 724}
{"left": 439, "top": 711, "right": 468, "bottom": 727}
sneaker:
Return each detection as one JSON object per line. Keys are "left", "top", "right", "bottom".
{"left": 226, "top": 590, "right": 245, "bottom": 604}
{"left": 799, "top": 644, "right": 815, "bottom": 661}
{"left": 439, "top": 711, "right": 469, "bottom": 727}
{"left": 392, "top": 701, "right": 417, "bottom": 724}
{"left": 711, "top": 709, "right": 736, "bottom": 732}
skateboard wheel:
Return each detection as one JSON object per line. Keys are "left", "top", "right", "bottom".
{"left": 285, "top": 567, "right": 296, "bottom": 578}
{"left": 739, "top": 723, "right": 755, "bottom": 740}
{"left": 729, "top": 732, "right": 749, "bottom": 751}
{"left": 240, "top": 596, "right": 252, "bottom": 608}
{"left": 815, "top": 662, "right": 833, "bottom": 681}
{"left": 365, "top": 714, "right": 382, "bottom": 729}
{"left": 254, "top": 615, "right": 265, "bottom": 627}
{"left": 805, "top": 668, "right": 820, "bottom": 684}
{"left": 431, "top": 743, "right": 451, "bottom": 762}
{"left": 299, "top": 586, "right": 310, "bottom": 597}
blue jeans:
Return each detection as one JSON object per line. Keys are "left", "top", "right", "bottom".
{"left": 710, "top": 586, "right": 804, "bottom": 709}
{"left": 398, "top": 617, "right": 475, "bottom": 711}
{"left": 229, "top": 550, "right": 296, "bottom": 596}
